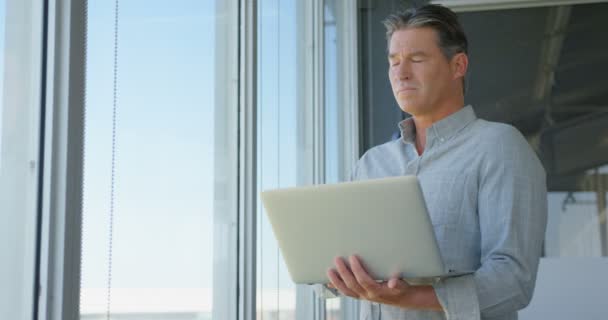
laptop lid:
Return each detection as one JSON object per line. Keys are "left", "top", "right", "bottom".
{"left": 261, "top": 175, "right": 450, "bottom": 284}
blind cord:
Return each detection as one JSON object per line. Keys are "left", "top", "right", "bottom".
{"left": 79, "top": 0, "right": 89, "bottom": 315}
{"left": 106, "top": 0, "right": 119, "bottom": 319}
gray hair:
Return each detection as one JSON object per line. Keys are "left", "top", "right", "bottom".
{"left": 383, "top": 4, "right": 468, "bottom": 61}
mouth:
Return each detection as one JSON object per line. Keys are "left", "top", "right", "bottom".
{"left": 397, "top": 87, "right": 416, "bottom": 94}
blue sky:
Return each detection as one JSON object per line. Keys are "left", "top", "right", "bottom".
{"left": 83, "top": 0, "right": 217, "bottom": 290}
{"left": 0, "top": 0, "right": 303, "bottom": 307}
{"left": 82, "top": 0, "right": 300, "bottom": 296}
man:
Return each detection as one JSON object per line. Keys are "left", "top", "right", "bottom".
{"left": 321, "top": 4, "right": 547, "bottom": 320}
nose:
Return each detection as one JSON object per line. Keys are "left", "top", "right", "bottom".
{"left": 392, "top": 61, "right": 410, "bottom": 80}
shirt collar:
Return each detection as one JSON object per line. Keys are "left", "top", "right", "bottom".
{"left": 398, "top": 105, "right": 477, "bottom": 145}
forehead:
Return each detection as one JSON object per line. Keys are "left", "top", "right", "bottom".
{"left": 388, "top": 27, "right": 441, "bottom": 55}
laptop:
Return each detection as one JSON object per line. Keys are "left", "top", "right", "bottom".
{"left": 260, "top": 175, "right": 473, "bottom": 284}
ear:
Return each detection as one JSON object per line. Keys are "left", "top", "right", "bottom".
{"left": 450, "top": 52, "right": 468, "bottom": 80}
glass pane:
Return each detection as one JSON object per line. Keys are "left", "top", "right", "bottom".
{"left": 546, "top": 165, "right": 608, "bottom": 257}
{"left": 0, "top": 0, "right": 43, "bottom": 318}
{"left": 256, "top": 0, "right": 299, "bottom": 319}
{"left": 81, "top": 1, "right": 237, "bottom": 319}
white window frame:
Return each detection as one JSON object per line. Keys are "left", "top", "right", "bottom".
{"left": 0, "top": 0, "right": 45, "bottom": 319}
{"left": 334, "top": 0, "right": 360, "bottom": 181}
{"left": 214, "top": 0, "right": 241, "bottom": 319}
{"left": 432, "top": 0, "right": 608, "bottom": 11}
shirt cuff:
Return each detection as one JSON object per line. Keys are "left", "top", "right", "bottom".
{"left": 432, "top": 274, "right": 480, "bottom": 320}
{"left": 311, "top": 284, "right": 340, "bottom": 299}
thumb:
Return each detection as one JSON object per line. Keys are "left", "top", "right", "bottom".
{"left": 387, "top": 277, "right": 403, "bottom": 289}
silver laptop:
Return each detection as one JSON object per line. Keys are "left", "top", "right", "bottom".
{"left": 260, "top": 175, "right": 473, "bottom": 284}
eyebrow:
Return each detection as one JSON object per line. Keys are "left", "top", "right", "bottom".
{"left": 388, "top": 51, "right": 429, "bottom": 59}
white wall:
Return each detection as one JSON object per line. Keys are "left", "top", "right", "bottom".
{"left": 520, "top": 257, "right": 608, "bottom": 320}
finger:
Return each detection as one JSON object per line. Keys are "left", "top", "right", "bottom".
{"left": 335, "top": 257, "right": 366, "bottom": 295}
{"left": 349, "top": 255, "right": 381, "bottom": 291}
{"left": 327, "top": 268, "right": 359, "bottom": 298}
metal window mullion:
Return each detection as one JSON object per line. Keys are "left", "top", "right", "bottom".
{"left": 238, "top": 0, "right": 258, "bottom": 320}
{"left": 339, "top": 0, "right": 360, "bottom": 176}
{"left": 337, "top": 0, "right": 361, "bottom": 318}
{"left": 37, "top": 0, "right": 86, "bottom": 319}
{"left": 313, "top": 2, "right": 326, "bottom": 320}
{"left": 313, "top": 0, "right": 326, "bottom": 187}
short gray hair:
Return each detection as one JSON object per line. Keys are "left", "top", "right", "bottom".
{"left": 383, "top": 4, "right": 468, "bottom": 61}
{"left": 383, "top": 4, "right": 469, "bottom": 93}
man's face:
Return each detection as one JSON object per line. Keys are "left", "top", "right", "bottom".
{"left": 388, "top": 27, "right": 462, "bottom": 116}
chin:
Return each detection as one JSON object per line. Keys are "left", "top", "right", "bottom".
{"left": 398, "top": 102, "right": 423, "bottom": 115}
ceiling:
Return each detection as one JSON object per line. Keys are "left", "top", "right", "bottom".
{"left": 461, "top": 2, "right": 608, "bottom": 135}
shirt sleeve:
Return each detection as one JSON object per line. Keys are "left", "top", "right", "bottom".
{"left": 433, "top": 274, "right": 480, "bottom": 319}
{"left": 433, "top": 126, "right": 548, "bottom": 319}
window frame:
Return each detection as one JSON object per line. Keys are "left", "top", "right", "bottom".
{"left": 37, "top": 0, "right": 86, "bottom": 319}
{"left": 37, "top": 0, "right": 243, "bottom": 319}
{"left": 214, "top": 0, "right": 241, "bottom": 319}
{"left": 238, "top": 0, "right": 258, "bottom": 320}
{"left": 0, "top": 0, "right": 46, "bottom": 319}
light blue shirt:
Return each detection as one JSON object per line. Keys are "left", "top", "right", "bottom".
{"left": 319, "top": 105, "right": 547, "bottom": 320}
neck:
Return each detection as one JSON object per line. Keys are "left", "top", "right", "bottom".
{"left": 411, "top": 99, "right": 464, "bottom": 155}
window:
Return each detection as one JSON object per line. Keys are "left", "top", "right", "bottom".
{"left": 0, "top": 0, "right": 44, "bottom": 318}
{"left": 323, "top": 0, "right": 360, "bottom": 318}
{"left": 2, "top": 0, "right": 362, "bottom": 319}
{"left": 254, "top": 1, "right": 360, "bottom": 319}
{"left": 256, "top": 0, "right": 300, "bottom": 318}
{"left": 80, "top": 1, "right": 238, "bottom": 319}
{"left": 545, "top": 166, "right": 608, "bottom": 257}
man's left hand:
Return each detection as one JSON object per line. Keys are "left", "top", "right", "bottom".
{"left": 326, "top": 255, "right": 443, "bottom": 311}
{"left": 326, "top": 255, "right": 413, "bottom": 306}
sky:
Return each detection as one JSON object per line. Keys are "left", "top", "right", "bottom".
{"left": 83, "top": 0, "right": 217, "bottom": 291}
{"left": 0, "top": 1, "right": 5, "bottom": 166}
{"left": 81, "top": 0, "right": 301, "bottom": 313}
